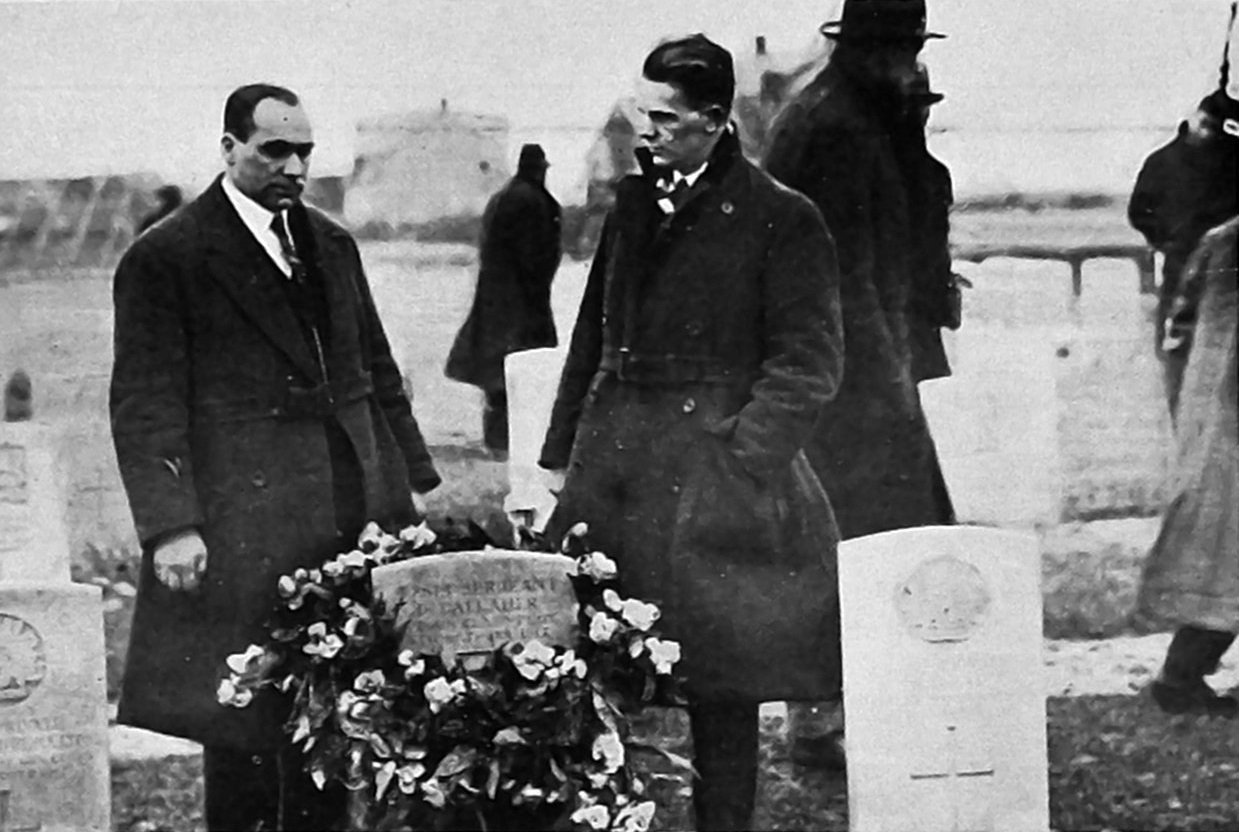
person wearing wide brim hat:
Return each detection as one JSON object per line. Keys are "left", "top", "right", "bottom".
{"left": 445, "top": 142, "right": 562, "bottom": 456}
{"left": 764, "top": 0, "right": 958, "bottom": 772}
{"left": 819, "top": 0, "right": 947, "bottom": 42}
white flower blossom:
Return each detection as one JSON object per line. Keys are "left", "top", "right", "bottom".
{"left": 398, "top": 650, "right": 427, "bottom": 679}
{"left": 338, "top": 550, "right": 368, "bottom": 570}
{"left": 644, "top": 637, "right": 681, "bottom": 674}
{"left": 225, "top": 644, "right": 266, "bottom": 675}
{"left": 588, "top": 612, "right": 620, "bottom": 645}
{"left": 577, "top": 551, "right": 618, "bottom": 582}
{"left": 303, "top": 623, "right": 344, "bottom": 659}
{"left": 556, "top": 649, "right": 588, "bottom": 679}
{"left": 619, "top": 598, "right": 660, "bottom": 632}
{"left": 216, "top": 676, "right": 253, "bottom": 708}
{"left": 602, "top": 589, "right": 623, "bottom": 612}
{"left": 591, "top": 730, "right": 625, "bottom": 773}
{"left": 512, "top": 639, "right": 556, "bottom": 681}
{"left": 358, "top": 521, "right": 385, "bottom": 551}
{"left": 615, "top": 801, "right": 657, "bottom": 832}
{"left": 421, "top": 778, "right": 447, "bottom": 809}
{"left": 322, "top": 559, "right": 345, "bottom": 579}
{"left": 397, "top": 762, "right": 426, "bottom": 794}
{"left": 400, "top": 521, "right": 438, "bottom": 549}
{"left": 277, "top": 574, "right": 297, "bottom": 597}
{"left": 424, "top": 677, "right": 459, "bottom": 712}
{"left": 354, "top": 669, "right": 386, "bottom": 693}
{"left": 571, "top": 803, "right": 612, "bottom": 830}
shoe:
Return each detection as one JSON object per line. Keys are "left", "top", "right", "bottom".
{"left": 1150, "top": 678, "right": 1238, "bottom": 718}
{"left": 790, "top": 728, "right": 847, "bottom": 770}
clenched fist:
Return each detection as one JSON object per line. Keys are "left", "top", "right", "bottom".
{"left": 153, "top": 529, "right": 208, "bottom": 592}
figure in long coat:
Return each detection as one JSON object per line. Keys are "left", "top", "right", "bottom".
{"left": 762, "top": 0, "right": 954, "bottom": 543}
{"left": 1128, "top": 89, "right": 1238, "bottom": 415}
{"left": 1138, "top": 216, "right": 1239, "bottom": 717}
{"left": 110, "top": 84, "right": 439, "bottom": 830}
{"left": 446, "top": 143, "right": 561, "bottom": 453}
{"left": 892, "top": 64, "right": 959, "bottom": 383}
{"left": 539, "top": 35, "right": 842, "bottom": 831}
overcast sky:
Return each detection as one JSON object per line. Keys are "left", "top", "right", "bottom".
{"left": 0, "top": 0, "right": 1230, "bottom": 189}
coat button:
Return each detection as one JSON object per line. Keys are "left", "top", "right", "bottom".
{"left": 686, "top": 320, "right": 705, "bottom": 336}
{"left": 721, "top": 201, "right": 735, "bottom": 215}
{"left": 682, "top": 398, "right": 696, "bottom": 414}
{"left": 251, "top": 469, "right": 268, "bottom": 488}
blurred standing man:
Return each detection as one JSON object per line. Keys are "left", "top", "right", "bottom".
{"left": 893, "top": 64, "right": 962, "bottom": 384}
{"left": 446, "top": 143, "right": 562, "bottom": 456}
{"left": 1128, "top": 89, "right": 1238, "bottom": 417}
{"left": 111, "top": 83, "right": 440, "bottom": 830}
{"left": 763, "top": 0, "right": 956, "bottom": 769}
{"left": 1138, "top": 216, "right": 1239, "bottom": 718}
{"left": 539, "top": 35, "right": 844, "bottom": 831}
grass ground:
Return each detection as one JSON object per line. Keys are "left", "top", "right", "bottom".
{"left": 111, "top": 695, "right": 1239, "bottom": 832}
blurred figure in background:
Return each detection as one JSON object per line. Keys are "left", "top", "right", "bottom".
{"left": 1138, "top": 215, "right": 1239, "bottom": 718}
{"left": 762, "top": 0, "right": 955, "bottom": 770}
{"left": 892, "top": 63, "right": 963, "bottom": 384}
{"left": 446, "top": 143, "right": 562, "bottom": 457}
{"left": 1128, "top": 88, "right": 1238, "bottom": 417}
{"left": 137, "top": 184, "right": 184, "bottom": 233}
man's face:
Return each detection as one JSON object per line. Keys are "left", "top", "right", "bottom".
{"left": 1186, "top": 109, "right": 1220, "bottom": 146}
{"left": 633, "top": 78, "right": 724, "bottom": 174}
{"left": 222, "top": 98, "right": 314, "bottom": 211}
{"left": 853, "top": 38, "right": 924, "bottom": 92}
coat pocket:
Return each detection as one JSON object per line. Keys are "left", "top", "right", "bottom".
{"left": 675, "top": 435, "right": 783, "bottom": 560}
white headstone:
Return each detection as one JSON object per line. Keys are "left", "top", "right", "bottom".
{"left": 920, "top": 325, "right": 1061, "bottom": 527}
{"left": 838, "top": 526, "right": 1048, "bottom": 832}
{"left": 0, "top": 423, "right": 72, "bottom": 582}
{"left": 372, "top": 550, "right": 579, "bottom": 666}
{"left": 0, "top": 582, "right": 110, "bottom": 832}
{"left": 502, "top": 348, "right": 567, "bottom": 530}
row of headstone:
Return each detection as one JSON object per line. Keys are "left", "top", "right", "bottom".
{"left": 0, "top": 390, "right": 110, "bottom": 831}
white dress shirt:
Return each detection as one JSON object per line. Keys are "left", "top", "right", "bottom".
{"left": 221, "top": 175, "right": 293, "bottom": 278}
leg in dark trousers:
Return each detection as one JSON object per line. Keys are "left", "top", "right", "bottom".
{"left": 1162, "top": 625, "right": 1237, "bottom": 684}
{"left": 689, "top": 700, "right": 760, "bottom": 832}
{"left": 1152, "top": 625, "right": 1239, "bottom": 717}
{"left": 482, "top": 386, "right": 509, "bottom": 454}
{"left": 204, "top": 744, "right": 348, "bottom": 831}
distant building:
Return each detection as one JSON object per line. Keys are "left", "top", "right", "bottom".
{"left": 345, "top": 105, "right": 511, "bottom": 233}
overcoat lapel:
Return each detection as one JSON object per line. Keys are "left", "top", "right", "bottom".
{"left": 198, "top": 179, "right": 322, "bottom": 380}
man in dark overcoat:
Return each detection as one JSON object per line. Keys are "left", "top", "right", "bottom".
{"left": 539, "top": 35, "right": 843, "bottom": 831}
{"left": 446, "top": 143, "right": 562, "bottom": 454}
{"left": 763, "top": 0, "right": 953, "bottom": 541}
{"left": 110, "top": 84, "right": 441, "bottom": 830}
{"left": 1128, "top": 89, "right": 1238, "bottom": 416}
{"left": 762, "top": 0, "right": 955, "bottom": 770}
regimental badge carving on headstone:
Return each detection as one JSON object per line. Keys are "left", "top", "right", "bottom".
{"left": 895, "top": 555, "right": 992, "bottom": 643}
{"left": 0, "top": 614, "right": 46, "bottom": 705}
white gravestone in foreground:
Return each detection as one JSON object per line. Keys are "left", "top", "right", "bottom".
{"left": 503, "top": 348, "right": 568, "bottom": 532}
{"left": 839, "top": 526, "right": 1048, "bottom": 832}
{"left": 0, "top": 420, "right": 110, "bottom": 832}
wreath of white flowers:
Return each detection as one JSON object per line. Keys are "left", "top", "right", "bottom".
{"left": 218, "top": 521, "right": 689, "bottom": 832}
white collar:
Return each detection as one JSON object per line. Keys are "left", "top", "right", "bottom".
{"left": 221, "top": 174, "right": 285, "bottom": 238}
{"left": 673, "top": 162, "right": 708, "bottom": 189}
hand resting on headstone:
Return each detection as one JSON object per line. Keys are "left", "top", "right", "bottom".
{"left": 153, "top": 528, "right": 208, "bottom": 592}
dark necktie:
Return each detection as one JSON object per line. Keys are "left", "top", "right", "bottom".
{"left": 657, "top": 175, "right": 695, "bottom": 214}
{"left": 269, "top": 214, "right": 307, "bottom": 283}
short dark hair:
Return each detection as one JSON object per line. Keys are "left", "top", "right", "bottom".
{"left": 223, "top": 84, "right": 300, "bottom": 141}
{"left": 642, "top": 34, "right": 735, "bottom": 115}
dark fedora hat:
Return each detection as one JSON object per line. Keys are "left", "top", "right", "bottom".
{"left": 821, "top": 0, "right": 946, "bottom": 42}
